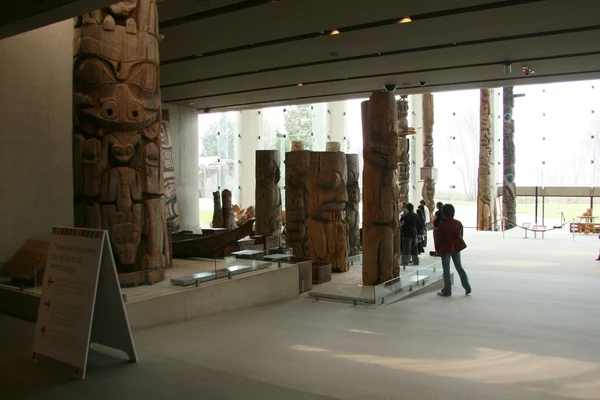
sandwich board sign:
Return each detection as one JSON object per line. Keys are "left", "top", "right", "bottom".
{"left": 32, "top": 227, "right": 137, "bottom": 379}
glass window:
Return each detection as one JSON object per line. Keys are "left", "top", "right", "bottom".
{"left": 198, "top": 111, "right": 240, "bottom": 227}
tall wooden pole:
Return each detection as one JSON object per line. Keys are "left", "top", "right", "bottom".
{"left": 421, "top": 94, "right": 435, "bottom": 219}
{"left": 362, "top": 91, "right": 400, "bottom": 285}
{"left": 72, "top": 1, "right": 168, "bottom": 284}
{"left": 346, "top": 154, "right": 361, "bottom": 256}
{"left": 503, "top": 87, "right": 517, "bottom": 229}
{"left": 255, "top": 150, "right": 283, "bottom": 242}
{"left": 308, "top": 151, "right": 349, "bottom": 272}
{"left": 285, "top": 142, "right": 310, "bottom": 257}
{"left": 477, "top": 89, "right": 493, "bottom": 230}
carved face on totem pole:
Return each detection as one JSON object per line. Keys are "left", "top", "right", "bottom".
{"left": 309, "top": 155, "right": 348, "bottom": 220}
{"left": 365, "top": 120, "right": 398, "bottom": 170}
{"left": 73, "top": 1, "right": 161, "bottom": 138}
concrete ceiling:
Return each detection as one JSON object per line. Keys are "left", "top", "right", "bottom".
{"left": 157, "top": 0, "right": 600, "bottom": 111}
{"left": 4, "top": 0, "right": 600, "bottom": 111}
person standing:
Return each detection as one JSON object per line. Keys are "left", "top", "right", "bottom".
{"left": 416, "top": 208, "right": 426, "bottom": 254}
{"left": 435, "top": 204, "right": 471, "bottom": 296}
{"left": 420, "top": 200, "right": 431, "bottom": 227}
{"left": 400, "top": 203, "right": 419, "bottom": 266}
{"left": 430, "top": 202, "right": 444, "bottom": 256}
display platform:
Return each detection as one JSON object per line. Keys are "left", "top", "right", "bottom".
{"left": 0, "top": 257, "right": 299, "bottom": 330}
{"left": 308, "top": 256, "right": 448, "bottom": 305}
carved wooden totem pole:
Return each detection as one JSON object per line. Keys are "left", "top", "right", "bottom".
{"left": 255, "top": 150, "right": 282, "bottom": 243}
{"left": 477, "top": 89, "right": 493, "bottom": 231}
{"left": 211, "top": 190, "right": 224, "bottom": 228}
{"left": 503, "top": 87, "right": 517, "bottom": 229}
{"left": 308, "top": 151, "right": 349, "bottom": 272}
{"left": 396, "top": 96, "right": 411, "bottom": 203}
{"left": 73, "top": 0, "right": 168, "bottom": 284}
{"left": 346, "top": 154, "right": 361, "bottom": 256}
{"left": 222, "top": 190, "right": 237, "bottom": 231}
{"left": 362, "top": 92, "right": 400, "bottom": 285}
{"left": 285, "top": 142, "right": 310, "bottom": 257}
{"left": 421, "top": 93, "right": 436, "bottom": 220}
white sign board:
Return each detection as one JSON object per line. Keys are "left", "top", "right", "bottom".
{"left": 32, "top": 227, "right": 137, "bottom": 379}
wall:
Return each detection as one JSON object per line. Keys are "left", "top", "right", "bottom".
{"left": 162, "top": 103, "right": 201, "bottom": 232}
{"left": 0, "top": 20, "right": 73, "bottom": 261}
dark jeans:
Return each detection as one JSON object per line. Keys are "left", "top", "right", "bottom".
{"left": 401, "top": 236, "right": 419, "bottom": 265}
{"left": 440, "top": 252, "right": 471, "bottom": 294}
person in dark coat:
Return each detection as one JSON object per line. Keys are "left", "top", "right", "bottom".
{"left": 400, "top": 203, "right": 419, "bottom": 266}
{"left": 434, "top": 204, "right": 471, "bottom": 297}
{"left": 416, "top": 208, "right": 426, "bottom": 254}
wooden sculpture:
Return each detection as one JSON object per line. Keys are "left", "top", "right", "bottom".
{"left": 346, "top": 154, "right": 361, "bottom": 256}
{"left": 396, "top": 96, "right": 411, "bottom": 203}
{"left": 503, "top": 87, "right": 517, "bottom": 229}
{"left": 211, "top": 190, "right": 224, "bottom": 228}
{"left": 160, "top": 110, "right": 180, "bottom": 232}
{"left": 285, "top": 143, "right": 310, "bottom": 257}
{"left": 72, "top": 0, "right": 168, "bottom": 284}
{"left": 326, "top": 141, "right": 341, "bottom": 152}
{"left": 255, "top": 150, "right": 282, "bottom": 243}
{"left": 362, "top": 92, "right": 400, "bottom": 285}
{"left": 421, "top": 93, "right": 436, "bottom": 220}
{"left": 477, "top": 89, "right": 493, "bottom": 231}
{"left": 222, "top": 189, "right": 237, "bottom": 231}
{"left": 308, "top": 151, "right": 349, "bottom": 272}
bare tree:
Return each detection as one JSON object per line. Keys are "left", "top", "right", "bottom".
{"left": 448, "top": 110, "right": 479, "bottom": 201}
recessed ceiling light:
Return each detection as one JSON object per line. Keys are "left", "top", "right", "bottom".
{"left": 330, "top": 29, "right": 340, "bottom": 35}
{"left": 195, "top": 53, "right": 203, "bottom": 57}
{"left": 297, "top": 83, "right": 303, "bottom": 87}
{"left": 189, "top": 102, "right": 195, "bottom": 105}
{"left": 398, "top": 17, "right": 412, "bottom": 24}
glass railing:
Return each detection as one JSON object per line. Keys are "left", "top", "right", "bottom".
{"left": 169, "top": 256, "right": 274, "bottom": 287}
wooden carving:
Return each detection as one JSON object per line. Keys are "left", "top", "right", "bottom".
{"left": 396, "top": 97, "right": 410, "bottom": 203}
{"left": 255, "top": 150, "right": 282, "bottom": 243}
{"left": 285, "top": 146, "right": 310, "bottom": 257}
{"left": 222, "top": 189, "right": 237, "bottom": 231}
{"left": 212, "top": 190, "right": 224, "bottom": 228}
{"left": 503, "top": 87, "right": 517, "bottom": 229}
{"left": 159, "top": 110, "right": 180, "bottom": 232}
{"left": 477, "top": 89, "right": 493, "bottom": 231}
{"left": 346, "top": 154, "right": 361, "bottom": 256}
{"left": 326, "top": 141, "right": 341, "bottom": 152}
{"left": 362, "top": 92, "right": 400, "bottom": 285}
{"left": 73, "top": 0, "right": 168, "bottom": 283}
{"left": 308, "top": 151, "right": 349, "bottom": 272}
{"left": 421, "top": 93, "right": 436, "bottom": 220}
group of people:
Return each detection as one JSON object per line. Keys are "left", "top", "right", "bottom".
{"left": 399, "top": 200, "right": 471, "bottom": 297}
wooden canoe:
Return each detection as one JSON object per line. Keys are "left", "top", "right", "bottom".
{"left": 171, "top": 219, "right": 255, "bottom": 258}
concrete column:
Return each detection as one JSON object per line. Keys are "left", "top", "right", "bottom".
{"left": 164, "top": 104, "right": 201, "bottom": 233}
{"left": 240, "top": 110, "right": 262, "bottom": 208}
{"left": 327, "top": 101, "right": 347, "bottom": 151}
{"left": 0, "top": 21, "right": 73, "bottom": 261}
{"left": 410, "top": 94, "right": 425, "bottom": 204}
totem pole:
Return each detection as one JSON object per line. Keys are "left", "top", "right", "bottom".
{"left": 362, "top": 92, "right": 400, "bottom": 285}
{"left": 255, "top": 150, "right": 282, "bottom": 243}
{"left": 346, "top": 154, "right": 361, "bottom": 256}
{"left": 477, "top": 89, "right": 493, "bottom": 231}
{"left": 396, "top": 96, "right": 411, "bottom": 203}
{"left": 421, "top": 93, "right": 436, "bottom": 220}
{"left": 72, "top": 0, "right": 168, "bottom": 284}
{"left": 503, "top": 87, "right": 517, "bottom": 229}
{"left": 308, "top": 151, "right": 349, "bottom": 272}
{"left": 211, "top": 190, "right": 224, "bottom": 228}
{"left": 285, "top": 141, "right": 310, "bottom": 257}
{"left": 222, "top": 189, "right": 237, "bottom": 231}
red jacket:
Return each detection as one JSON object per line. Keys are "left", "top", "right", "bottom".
{"left": 435, "top": 217, "right": 467, "bottom": 253}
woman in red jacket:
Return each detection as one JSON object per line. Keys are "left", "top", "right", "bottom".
{"left": 434, "top": 204, "right": 472, "bottom": 297}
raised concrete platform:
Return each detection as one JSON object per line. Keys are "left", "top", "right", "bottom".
{"left": 308, "top": 255, "right": 447, "bottom": 304}
{"left": 0, "top": 258, "right": 299, "bottom": 330}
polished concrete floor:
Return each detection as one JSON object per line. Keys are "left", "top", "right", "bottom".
{"left": 1, "top": 228, "right": 600, "bottom": 400}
